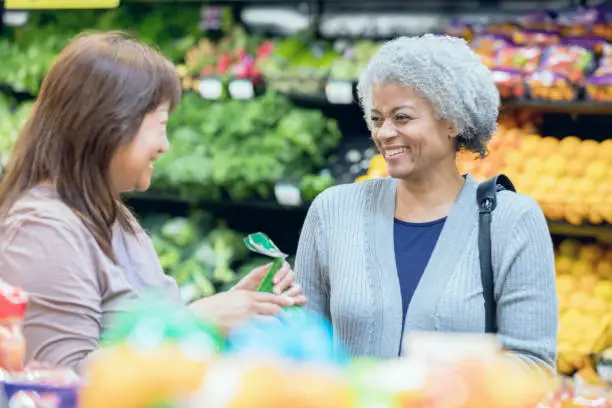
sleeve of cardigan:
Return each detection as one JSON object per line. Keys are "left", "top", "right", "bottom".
{"left": 295, "top": 197, "right": 331, "bottom": 322}
{"left": 496, "top": 199, "right": 558, "bottom": 373}
{"left": 0, "top": 215, "right": 102, "bottom": 373}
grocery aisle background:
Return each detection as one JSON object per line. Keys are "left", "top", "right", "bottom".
{"left": 1, "top": 0, "right": 611, "bottom": 378}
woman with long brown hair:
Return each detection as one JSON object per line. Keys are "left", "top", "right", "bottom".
{"left": 0, "top": 31, "right": 305, "bottom": 372}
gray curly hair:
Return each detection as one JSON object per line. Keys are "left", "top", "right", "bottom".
{"left": 357, "top": 34, "right": 500, "bottom": 157}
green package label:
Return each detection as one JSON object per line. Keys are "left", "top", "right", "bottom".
{"left": 256, "top": 257, "right": 284, "bottom": 293}
{"left": 243, "top": 232, "right": 287, "bottom": 259}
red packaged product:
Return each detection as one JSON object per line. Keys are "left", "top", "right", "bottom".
{"left": 542, "top": 44, "right": 593, "bottom": 83}
{"left": 491, "top": 69, "right": 526, "bottom": 99}
{"left": 0, "top": 280, "right": 28, "bottom": 373}
{"left": 494, "top": 45, "right": 542, "bottom": 74}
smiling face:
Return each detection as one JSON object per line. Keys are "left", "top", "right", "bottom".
{"left": 110, "top": 103, "right": 170, "bottom": 193}
{"left": 370, "top": 83, "right": 456, "bottom": 180}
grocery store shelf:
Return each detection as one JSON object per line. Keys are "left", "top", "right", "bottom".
{"left": 126, "top": 192, "right": 612, "bottom": 242}
{"left": 124, "top": 191, "right": 310, "bottom": 213}
{"left": 503, "top": 100, "right": 612, "bottom": 115}
{"left": 548, "top": 221, "right": 612, "bottom": 244}
{"left": 281, "top": 89, "right": 612, "bottom": 115}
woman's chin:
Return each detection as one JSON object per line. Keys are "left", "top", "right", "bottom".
{"left": 387, "top": 163, "right": 415, "bottom": 180}
{"left": 134, "top": 177, "right": 152, "bottom": 192}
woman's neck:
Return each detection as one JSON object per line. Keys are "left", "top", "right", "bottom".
{"left": 395, "top": 166, "right": 465, "bottom": 223}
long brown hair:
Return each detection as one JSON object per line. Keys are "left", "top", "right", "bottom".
{"left": 0, "top": 31, "right": 181, "bottom": 262}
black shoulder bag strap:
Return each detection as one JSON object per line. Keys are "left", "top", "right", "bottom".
{"left": 476, "top": 174, "right": 516, "bottom": 334}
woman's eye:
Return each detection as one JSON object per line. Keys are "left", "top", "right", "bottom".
{"left": 395, "top": 115, "right": 411, "bottom": 122}
{"left": 370, "top": 117, "right": 383, "bottom": 125}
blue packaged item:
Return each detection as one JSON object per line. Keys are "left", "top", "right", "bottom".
{"left": 2, "top": 369, "right": 80, "bottom": 408}
{"left": 225, "top": 309, "right": 349, "bottom": 367}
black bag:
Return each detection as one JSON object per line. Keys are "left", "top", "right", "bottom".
{"left": 476, "top": 174, "right": 516, "bottom": 334}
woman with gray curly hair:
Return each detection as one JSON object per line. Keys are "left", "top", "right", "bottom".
{"left": 295, "top": 34, "right": 557, "bottom": 371}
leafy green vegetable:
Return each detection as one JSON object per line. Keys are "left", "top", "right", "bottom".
{"left": 300, "top": 172, "right": 335, "bottom": 202}
{"left": 194, "top": 223, "right": 248, "bottom": 284}
{"left": 0, "top": 94, "right": 34, "bottom": 176}
{"left": 160, "top": 217, "right": 198, "bottom": 248}
{"left": 0, "top": 4, "right": 204, "bottom": 96}
{"left": 153, "top": 91, "right": 341, "bottom": 201}
{"left": 143, "top": 211, "right": 272, "bottom": 302}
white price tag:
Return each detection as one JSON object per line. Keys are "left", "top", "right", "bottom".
{"left": 325, "top": 80, "right": 354, "bottom": 104}
{"left": 2, "top": 11, "right": 28, "bottom": 26}
{"left": 228, "top": 79, "right": 255, "bottom": 100}
{"left": 198, "top": 78, "right": 223, "bottom": 100}
{"left": 274, "top": 183, "right": 303, "bottom": 207}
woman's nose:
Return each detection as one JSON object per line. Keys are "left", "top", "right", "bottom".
{"left": 159, "top": 134, "right": 170, "bottom": 153}
{"left": 376, "top": 119, "right": 397, "bottom": 140}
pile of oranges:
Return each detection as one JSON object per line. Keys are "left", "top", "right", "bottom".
{"left": 357, "top": 112, "right": 612, "bottom": 227}
{"left": 555, "top": 239, "right": 612, "bottom": 377}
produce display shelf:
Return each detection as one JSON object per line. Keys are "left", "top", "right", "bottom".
{"left": 548, "top": 221, "right": 612, "bottom": 245}
{"left": 503, "top": 100, "right": 612, "bottom": 115}
{"left": 280, "top": 89, "right": 612, "bottom": 115}
{"left": 124, "top": 192, "right": 310, "bottom": 213}
{"left": 126, "top": 192, "right": 612, "bottom": 241}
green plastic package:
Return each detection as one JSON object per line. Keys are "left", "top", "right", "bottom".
{"left": 244, "top": 232, "right": 302, "bottom": 314}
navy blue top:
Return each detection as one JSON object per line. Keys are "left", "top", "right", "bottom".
{"left": 393, "top": 217, "right": 446, "bottom": 327}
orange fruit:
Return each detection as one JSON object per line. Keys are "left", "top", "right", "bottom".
{"left": 559, "top": 136, "right": 581, "bottom": 153}
{"left": 539, "top": 136, "right": 560, "bottom": 154}
{"left": 596, "top": 260, "right": 612, "bottom": 279}
{"left": 503, "top": 150, "right": 524, "bottom": 170}
{"left": 578, "top": 274, "right": 599, "bottom": 292}
{"left": 565, "top": 160, "right": 585, "bottom": 177}
{"left": 578, "top": 140, "right": 600, "bottom": 160}
{"left": 520, "top": 134, "right": 541, "bottom": 154}
{"left": 598, "top": 139, "right": 612, "bottom": 160}
{"left": 585, "top": 161, "right": 608, "bottom": 182}
{"left": 579, "top": 244, "right": 604, "bottom": 263}
{"left": 523, "top": 157, "right": 545, "bottom": 176}
{"left": 556, "top": 256, "right": 575, "bottom": 275}
{"left": 543, "top": 154, "right": 566, "bottom": 178}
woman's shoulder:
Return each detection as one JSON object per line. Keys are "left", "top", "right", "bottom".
{"left": 493, "top": 188, "right": 547, "bottom": 230}
{"left": 1, "top": 187, "right": 94, "bottom": 249}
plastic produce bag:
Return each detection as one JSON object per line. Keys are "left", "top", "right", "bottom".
{"left": 225, "top": 308, "right": 349, "bottom": 367}
{"left": 80, "top": 294, "right": 223, "bottom": 408}
{"left": 538, "top": 376, "right": 612, "bottom": 408}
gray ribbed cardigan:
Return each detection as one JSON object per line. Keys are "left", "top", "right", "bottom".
{"left": 295, "top": 174, "right": 558, "bottom": 371}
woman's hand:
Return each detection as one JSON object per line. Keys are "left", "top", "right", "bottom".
{"left": 188, "top": 290, "right": 296, "bottom": 334}
{"left": 233, "top": 261, "right": 307, "bottom": 303}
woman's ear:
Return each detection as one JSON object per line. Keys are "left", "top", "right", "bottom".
{"left": 443, "top": 120, "right": 458, "bottom": 139}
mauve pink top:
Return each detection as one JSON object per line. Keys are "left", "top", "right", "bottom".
{"left": 0, "top": 186, "right": 182, "bottom": 372}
